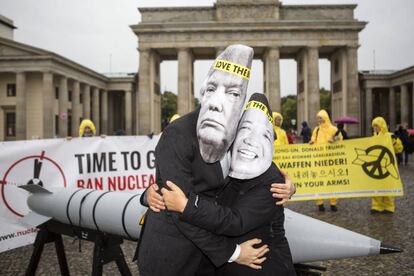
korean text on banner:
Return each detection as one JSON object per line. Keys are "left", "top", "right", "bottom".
{"left": 273, "top": 135, "right": 404, "bottom": 201}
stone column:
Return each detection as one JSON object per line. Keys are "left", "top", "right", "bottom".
{"left": 125, "top": 90, "right": 132, "bottom": 135}
{"left": 400, "top": 84, "right": 409, "bottom": 125}
{"left": 71, "top": 80, "right": 81, "bottom": 137}
{"left": 178, "top": 48, "right": 194, "bottom": 115}
{"left": 340, "top": 49, "right": 348, "bottom": 117}
{"left": 330, "top": 48, "right": 348, "bottom": 120}
{"left": 264, "top": 48, "right": 281, "bottom": 112}
{"left": 82, "top": 84, "right": 91, "bottom": 119}
{"left": 137, "top": 49, "right": 150, "bottom": 134}
{"left": 92, "top": 87, "right": 100, "bottom": 134}
{"left": 101, "top": 89, "right": 108, "bottom": 134}
{"left": 15, "top": 72, "right": 26, "bottom": 140}
{"left": 307, "top": 47, "right": 320, "bottom": 129}
{"left": 388, "top": 87, "right": 396, "bottom": 131}
{"left": 154, "top": 53, "right": 162, "bottom": 133}
{"left": 365, "top": 87, "right": 373, "bottom": 136}
{"left": 138, "top": 49, "right": 161, "bottom": 134}
{"left": 42, "top": 72, "right": 54, "bottom": 138}
{"left": 296, "top": 50, "right": 308, "bottom": 131}
{"left": 412, "top": 81, "right": 414, "bottom": 127}
{"left": 131, "top": 91, "right": 137, "bottom": 134}
{"left": 58, "top": 76, "right": 68, "bottom": 137}
{"left": 346, "top": 46, "right": 360, "bottom": 136}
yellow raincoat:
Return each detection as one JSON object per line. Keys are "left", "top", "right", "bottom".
{"left": 169, "top": 114, "right": 180, "bottom": 123}
{"left": 371, "top": 117, "right": 397, "bottom": 213}
{"left": 273, "top": 112, "right": 289, "bottom": 146}
{"left": 79, "top": 119, "right": 96, "bottom": 137}
{"left": 312, "top": 110, "right": 341, "bottom": 207}
{"left": 311, "top": 110, "right": 341, "bottom": 144}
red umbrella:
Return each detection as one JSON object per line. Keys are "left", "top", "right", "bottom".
{"left": 334, "top": 116, "right": 359, "bottom": 124}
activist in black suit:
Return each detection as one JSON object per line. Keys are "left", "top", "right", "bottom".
{"left": 162, "top": 94, "right": 296, "bottom": 275}
{"left": 137, "top": 45, "right": 269, "bottom": 276}
{"left": 138, "top": 108, "right": 237, "bottom": 275}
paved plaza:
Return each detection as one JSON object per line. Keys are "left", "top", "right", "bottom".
{"left": 0, "top": 160, "right": 413, "bottom": 275}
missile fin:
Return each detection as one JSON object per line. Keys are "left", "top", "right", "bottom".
{"left": 19, "top": 184, "right": 52, "bottom": 194}
{"left": 19, "top": 211, "right": 51, "bottom": 227}
{"left": 379, "top": 243, "right": 402, "bottom": 254}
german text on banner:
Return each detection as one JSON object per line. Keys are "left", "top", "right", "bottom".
{"left": 273, "top": 135, "right": 404, "bottom": 201}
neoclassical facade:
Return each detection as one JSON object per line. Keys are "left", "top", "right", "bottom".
{"left": 2, "top": 1, "right": 413, "bottom": 141}
{"left": 131, "top": 0, "right": 366, "bottom": 135}
{"left": 360, "top": 67, "right": 414, "bottom": 135}
{"left": 0, "top": 17, "right": 136, "bottom": 141}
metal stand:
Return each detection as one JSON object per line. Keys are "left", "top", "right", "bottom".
{"left": 294, "top": 263, "right": 327, "bottom": 276}
{"left": 26, "top": 226, "right": 69, "bottom": 276}
{"left": 26, "top": 220, "right": 132, "bottom": 276}
{"left": 91, "top": 231, "right": 131, "bottom": 276}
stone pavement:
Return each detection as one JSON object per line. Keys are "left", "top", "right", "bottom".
{"left": 288, "top": 160, "right": 414, "bottom": 276}
{"left": 1, "top": 161, "right": 413, "bottom": 275}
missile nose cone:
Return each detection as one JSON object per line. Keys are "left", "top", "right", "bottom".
{"left": 380, "top": 243, "right": 403, "bottom": 254}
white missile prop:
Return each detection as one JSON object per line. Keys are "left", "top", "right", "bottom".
{"left": 19, "top": 185, "right": 401, "bottom": 263}
{"left": 284, "top": 209, "right": 400, "bottom": 263}
{"left": 19, "top": 185, "right": 144, "bottom": 241}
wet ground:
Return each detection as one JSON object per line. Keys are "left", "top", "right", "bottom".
{"left": 1, "top": 160, "right": 413, "bottom": 275}
{"left": 288, "top": 160, "right": 414, "bottom": 275}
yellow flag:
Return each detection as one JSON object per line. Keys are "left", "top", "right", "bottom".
{"left": 273, "top": 135, "right": 404, "bottom": 201}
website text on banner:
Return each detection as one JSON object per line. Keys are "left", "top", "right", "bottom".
{"left": 0, "top": 136, "right": 159, "bottom": 253}
{"left": 273, "top": 135, "right": 404, "bottom": 201}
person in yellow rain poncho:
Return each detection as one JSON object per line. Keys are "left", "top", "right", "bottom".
{"left": 273, "top": 112, "right": 289, "bottom": 146}
{"left": 164, "top": 114, "right": 180, "bottom": 133}
{"left": 272, "top": 112, "right": 289, "bottom": 163}
{"left": 169, "top": 114, "right": 180, "bottom": 123}
{"left": 79, "top": 119, "right": 96, "bottom": 137}
{"left": 370, "top": 117, "right": 402, "bottom": 214}
{"left": 310, "top": 110, "right": 342, "bottom": 212}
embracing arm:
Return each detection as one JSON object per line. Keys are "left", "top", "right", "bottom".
{"left": 184, "top": 188, "right": 278, "bottom": 236}
{"left": 163, "top": 174, "right": 282, "bottom": 237}
{"left": 139, "top": 184, "right": 166, "bottom": 212}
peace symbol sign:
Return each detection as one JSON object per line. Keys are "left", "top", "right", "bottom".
{"left": 361, "top": 145, "right": 395, "bottom": 179}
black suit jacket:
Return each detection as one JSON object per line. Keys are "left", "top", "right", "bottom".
{"left": 138, "top": 108, "right": 236, "bottom": 276}
{"left": 181, "top": 163, "right": 296, "bottom": 275}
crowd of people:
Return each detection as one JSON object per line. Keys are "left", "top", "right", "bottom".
{"left": 69, "top": 44, "right": 411, "bottom": 275}
{"left": 134, "top": 44, "right": 413, "bottom": 276}
{"left": 74, "top": 89, "right": 411, "bottom": 275}
{"left": 395, "top": 123, "right": 412, "bottom": 165}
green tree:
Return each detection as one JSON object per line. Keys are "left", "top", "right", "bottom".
{"left": 281, "top": 95, "right": 297, "bottom": 130}
{"left": 194, "top": 97, "right": 200, "bottom": 108}
{"left": 320, "top": 87, "right": 332, "bottom": 116}
{"left": 161, "top": 91, "right": 177, "bottom": 129}
{"left": 279, "top": 88, "right": 331, "bottom": 130}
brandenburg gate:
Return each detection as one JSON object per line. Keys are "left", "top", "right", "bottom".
{"left": 131, "top": 0, "right": 366, "bottom": 136}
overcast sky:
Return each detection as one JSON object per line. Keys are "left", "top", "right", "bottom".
{"left": 1, "top": 0, "right": 413, "bottom": 98}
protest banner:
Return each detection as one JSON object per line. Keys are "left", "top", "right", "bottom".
{"left": 1, "top": 134, "right": 404, "bottom": 252}
{"left": 0, "top": 135, "right": 159, "bottom": 253}
{"left": 274, "top": 134, "right": 404, "bottom": 201}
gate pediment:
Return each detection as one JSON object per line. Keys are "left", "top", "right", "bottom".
{"left": 216, "top": 0, "right": 280, "bottom": 21}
